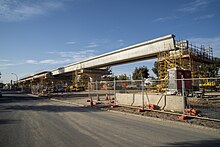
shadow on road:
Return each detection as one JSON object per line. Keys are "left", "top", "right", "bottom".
{"left": 5, "top": 105, "right": 101, "bottom": 113}
{"left": 159, "top": 139, "right": 220, "bottom": 147}
{"left": 0, "top": 119, "right": 21, "bottom": 125}
{"left": 0, "top": 91, "right": 102, "bottom": 113}
{"left": 0, "top": 95, "right": 48, "bottom": 104}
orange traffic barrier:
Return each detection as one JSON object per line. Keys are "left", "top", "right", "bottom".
{"left": 184, "top": 108, "right": 200, "bottom": 116}
{"left": 137, "top": 108, "right": 145, "bottom": 112}
{"left": 178, "top": 115, "right": 187, "bottom": 121}
{"left": 146, "top": 104, "right": 157, "bottom": 110}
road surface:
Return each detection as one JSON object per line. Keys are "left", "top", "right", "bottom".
{"left": 0, "top": 91, "right": 219, "bottom": 147}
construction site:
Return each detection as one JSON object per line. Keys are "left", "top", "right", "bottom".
{"left": 18, "top": 34, "right": 219, "bottom": 94}
{"left": 157, "top": 40, "right": 218, "bottom": 94}
{"left": 2, "top": 1, "right": 220, "bottom": 145}
{"left": 16, "top": 34, "right": 220, "bottom": 127}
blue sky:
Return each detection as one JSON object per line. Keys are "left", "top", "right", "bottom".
{"left": 0, "top": 0, "right": 220, "bottom": 83}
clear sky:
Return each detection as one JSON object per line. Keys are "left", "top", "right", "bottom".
{"left": 0, "top": 0, "right": 220, "bottom": 83}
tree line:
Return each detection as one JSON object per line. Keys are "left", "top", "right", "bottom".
{"left": 102, "top": 57, "right": 220, "bottom": 81}
{"left": 102, "top": 66, "right": 150, "bottom": 81}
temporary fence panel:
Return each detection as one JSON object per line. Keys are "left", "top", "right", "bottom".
{"left": 88, "top": 77, "right": 220, "bottom": 119}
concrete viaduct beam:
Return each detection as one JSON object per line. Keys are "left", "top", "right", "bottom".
{"left": 52, "top": 34, "right": 175, "bottom": 76}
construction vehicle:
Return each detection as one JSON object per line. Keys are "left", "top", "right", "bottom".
{"left": 68, "top": 84, "right": 85, "bottom": 92}
{"left": 199, "top": 80, "right": 219, "bottom": 91}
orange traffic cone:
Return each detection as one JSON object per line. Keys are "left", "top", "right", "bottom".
{"left": 90, "top": 100, "right": 93, "bottom": 106}
{"left": 105, "top": 94, "right": 109, "bottom": 100}
{"left": 178, "top": 115, "right": 187, "bottom": 121}
{"left": 97, "top": 95, "right": 100, "bottom": 101}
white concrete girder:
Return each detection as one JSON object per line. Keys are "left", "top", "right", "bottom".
{"left": 52, "top": 34, "right": 175, "bottom": 76}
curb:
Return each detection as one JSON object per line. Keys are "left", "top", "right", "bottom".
{"left": 107, "top": 109, "right": 220, "bottom": 134}
{"left": 50, "top": 98, "right": 85, "bottom": 107}
{"left": 27, "top": 94, "right": 40, "bottom": 98}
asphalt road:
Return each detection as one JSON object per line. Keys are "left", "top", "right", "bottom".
{"left": 0, "top": 91, "right": 219, "bottom": 147}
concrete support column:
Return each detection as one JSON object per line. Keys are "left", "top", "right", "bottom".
{"left": 88, "top": 73, "right": 102, "bottom": 82}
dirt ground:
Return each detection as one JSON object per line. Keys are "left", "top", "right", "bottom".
{"left": 187, "top": 94, "right": 220, "bottom": 120}
{"left": 103, "top": 106, "right": 220, "bottom": 129}
{"left": 188, "top": 97, "right": 220, "bottom": 108}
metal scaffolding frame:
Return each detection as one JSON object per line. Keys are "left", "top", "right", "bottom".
{"left": 158, "top": 40, "right": 214, "bottom": 89}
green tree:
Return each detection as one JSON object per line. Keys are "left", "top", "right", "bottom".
{"left": 152, "top": 61, "right": 159, "bottom": 77}
{"left": 132, "top": 66, "right": 149, "bottom": 80}
{"left": 102, "top": 75, "right": 118, "bottom": 81}
{"left": 118, "top": 74, "right": 129, "bottom": 80}
{"left": 207, "top": 57, "right": 220, "bottom": 77}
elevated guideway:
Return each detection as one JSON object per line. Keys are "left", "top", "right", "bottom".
{"left": 52, "top": 34, "right": 175, "bottom": 75}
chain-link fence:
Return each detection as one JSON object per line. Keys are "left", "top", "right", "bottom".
{"left": 88, "top": 77, "right": 220, "bottom": 119}
{"left": 88, "top": 80, "right": 144, "bottom": 106}
{"left": 23, "top": 76, "right": 220, "bottom": 119}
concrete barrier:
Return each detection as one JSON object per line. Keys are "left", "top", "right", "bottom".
{"left": 116, "top": 93, "right": 184, "bottom": 112}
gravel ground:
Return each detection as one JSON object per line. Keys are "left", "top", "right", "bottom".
{"left": 188, "top": 97, "right": 220, "bottom": 119}
{"left": 103, "top": 106, "right": 220, "bottom": 129}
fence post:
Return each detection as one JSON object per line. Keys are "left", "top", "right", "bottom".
{"left": 114, "top": 78, "right": 116, "bottom": 104}
{"left": 142, "top": 78, "right": 144, "bottom": 110}
{"left": 96, "top": 80, "right": 98, "bottom": 100}
{"left": 88, "top": 82, "right": 92, "bottom": 102}
{"left": 181, "top": 75, "right": 186, "bottom": 114}
{"left": 88, "top": 82, "right": 90, "bottom": 98}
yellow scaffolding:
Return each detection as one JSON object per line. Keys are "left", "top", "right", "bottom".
{"left": 157, "top": 40, "right": 214, "bottom": 89}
